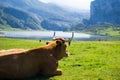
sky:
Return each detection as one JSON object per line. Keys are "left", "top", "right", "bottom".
{"left": 39, "top": 0, "right": 94, "bottom": 10}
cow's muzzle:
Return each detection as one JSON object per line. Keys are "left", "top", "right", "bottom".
{"left": 66, "top": 51, "right": 70, "bottom": 57}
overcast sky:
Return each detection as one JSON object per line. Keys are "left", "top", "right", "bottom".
{"left": 39, "top": 0, "right": 94, "bottom": 10}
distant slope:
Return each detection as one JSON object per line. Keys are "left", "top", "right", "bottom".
{"left": 0, "top": 0, "right": 89, "bottom": 31}
{"left": 0, "top": 6, "right": 42, "bottom": 30}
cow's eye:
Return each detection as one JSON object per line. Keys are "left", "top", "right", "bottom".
{"left": 65, "top": 44, "right": 67, "bottom": 48}
{"left": 46, "top": 42, "right": 50, "bottom": 45}
{"left": 62, "top": 41, "right": 65, "bottom": 44}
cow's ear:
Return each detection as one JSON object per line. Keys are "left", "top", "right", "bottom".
{"left": 56, "top": 40, "right": 62, "bottom": 46}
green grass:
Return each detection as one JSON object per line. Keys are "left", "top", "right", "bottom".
{"left": 96, "top": 27, "right": 120, "bottom": 37}
{"left": 0, "top": 38, "right": 45, "bottom": 49}
{"left": 81, "top": 25, "right": 120, "bottom": 37}
{"left": 0, "top": 38, "right": 120, "bottom": 80}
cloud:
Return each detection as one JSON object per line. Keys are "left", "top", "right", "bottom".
{"left": 39, "top": 0, "right": 93, "bottom": 10}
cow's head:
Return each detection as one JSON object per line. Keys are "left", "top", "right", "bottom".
{"left": 46, "top": 38, "right": 69, "bottom": 60}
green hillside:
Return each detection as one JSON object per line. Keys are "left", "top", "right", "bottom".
{"left": 0, "top": 6, "right": 43, "bottom": 30}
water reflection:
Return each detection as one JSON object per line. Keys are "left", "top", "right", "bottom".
{"left": 0, "top": 31, "right": 107, "bottom": 40}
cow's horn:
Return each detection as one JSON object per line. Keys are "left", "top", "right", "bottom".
{"left": 66, "top": 32, "right": 74, "bottom": 46}
{"left": 52, "top": 31, "right": 56, "bottom": 40}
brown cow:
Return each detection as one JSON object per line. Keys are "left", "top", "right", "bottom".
{"left": 0, "top": 38, "right": 69, "bottom": 79}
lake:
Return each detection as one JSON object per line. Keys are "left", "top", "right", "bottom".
{"left": 0, "top": 31, "right": 107, "bottom": 40}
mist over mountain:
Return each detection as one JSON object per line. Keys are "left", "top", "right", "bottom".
{"left": 0, "top": 0, "right": 89, "bottom": 31}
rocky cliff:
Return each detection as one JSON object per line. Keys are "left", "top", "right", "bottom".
{"left": 89, "top": 0, "right": 120, "bottom": 24}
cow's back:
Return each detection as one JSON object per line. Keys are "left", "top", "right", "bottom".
{"left": 0, "top": 50, "right": 42, "bottom": 79}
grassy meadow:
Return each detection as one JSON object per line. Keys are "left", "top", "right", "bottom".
{"left": 0, "top": 37, "right": 120, "bottom": 80}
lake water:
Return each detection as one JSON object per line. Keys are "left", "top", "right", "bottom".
{"left": 0, "top": 31, "right": 107, "bottom": 40}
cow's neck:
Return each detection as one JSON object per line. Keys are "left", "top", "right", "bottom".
{"left": 28, "top": 45, "right": 61, "bottom": 60}
{"left": 40, "top": 46, "right": 61, "bottom": 60}
{"left": 51, "top": 47, "right": 61, "bottom": 60}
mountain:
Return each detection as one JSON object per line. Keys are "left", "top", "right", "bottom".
{"left": 89, "top": 0, "right": 120, "bottom": 24}
{"left": 0, "top": 5, "right": 42, "bottom": 30}
{"left": 0, "top": 0, "right": 89, "bottom": 31}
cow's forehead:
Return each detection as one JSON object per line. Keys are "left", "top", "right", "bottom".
{"left": 54, "top": 38, "right": 65, "bottom": 41}
{"left": 53, "top": 38, "right": 65, "bottom": 43}
{"left": 47, "top": 40, "right": 65, "bottom": 46}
